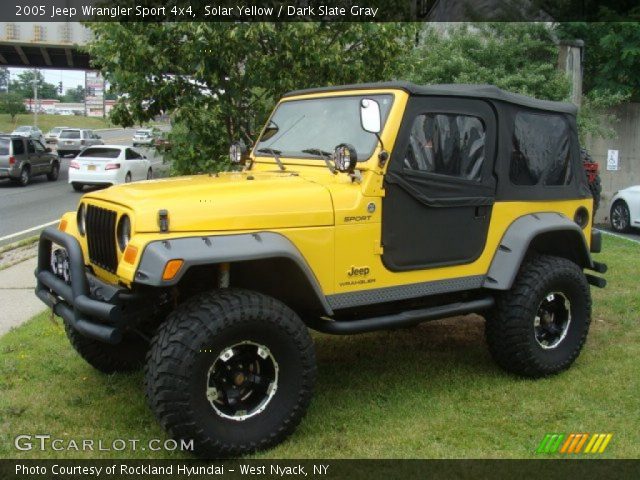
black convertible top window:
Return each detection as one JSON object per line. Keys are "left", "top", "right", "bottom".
{"left": 510, "top": 112, "right": 572, "bottom": 186}
{"left": 405, "top": 113, "right": 485, "bottom": 181}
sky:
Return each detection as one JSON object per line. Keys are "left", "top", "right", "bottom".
{"left": 8, "top": 67, "right": 86, "bottom": 90}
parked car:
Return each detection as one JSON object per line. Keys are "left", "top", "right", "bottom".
{"left": 68, "top": 145, "right": 153, "bottom": 191}
{"left": 0, "top": 135, "right": 60, "bottom": 186}
{"left": 11, "top": 125, "right": 44, "bottom": 144}
{"left": 44, "top": 126, "right": 70, "bottom": 144}
{"left": 610, "top": 185, "right": 640, "bottom": 232}
{"left": 57, "top": 129, "right": 103, "bottom": 157}
{"left": 132, "top": 128, "right": 158, "bottom": 146}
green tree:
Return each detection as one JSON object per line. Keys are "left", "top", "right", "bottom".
{"left": 556, "top": 22, "right": 640, "bottom": 101}
{"left": 409, "top": 23, "right": 570, "bottom": 101}
{"left": 87, "top": 22, "right": 417, "bottom": 174}
{"left": 0, "top": 92, "right": 27, "bottom": 122}
{"left": 62, "top": 85, "right": 86, "bottom": 103}
{"left": 9, "top": 70, "right": 60, "bottom": 100}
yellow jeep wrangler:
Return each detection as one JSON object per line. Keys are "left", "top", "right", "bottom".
{"left": 36, "top": 82, "right": 607, "bottom": 457}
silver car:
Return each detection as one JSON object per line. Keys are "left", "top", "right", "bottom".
{"left": 57, "top": 129, "right": 104, "bottom": 157}
{"left": 44, "top": 126, "right": 70, "bottom": 144}
{"left": 11, "top": 125, "right": 44, "bottom": 144}
{"left": 0, "top": 135, "right": 60, "bottom": 186}
{"left": 132, "top": 128, "right": 157, "bottom": 146}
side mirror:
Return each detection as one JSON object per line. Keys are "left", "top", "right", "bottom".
{"left": 45, "top": 147, "right": 52, "bottom": 153}
{"left": 334, "top": 144, "right": 358, "bottom": 173}
{"left": 229, "top": 140, "right": 250, "bottom": 165}
{"left": 360, "top": 98, "right": 381, "bottom": 134}
{"left": 96, "top": 135, "right": 102, "bottom": 139}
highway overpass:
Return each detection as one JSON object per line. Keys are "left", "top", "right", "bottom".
{"left": 0, "top": 22, "right": 91, "bottom": 69}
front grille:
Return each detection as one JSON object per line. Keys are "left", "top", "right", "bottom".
{"left": 86, "top": 205, "right": 118, "bottom": 273}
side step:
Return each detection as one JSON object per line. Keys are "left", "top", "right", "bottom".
{"left": 308, "top": 297, "right": 495, "bottom": 335}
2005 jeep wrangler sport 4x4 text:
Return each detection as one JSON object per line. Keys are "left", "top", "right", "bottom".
{"left": 35, "top": 82, "right": 607, "bottom": 457}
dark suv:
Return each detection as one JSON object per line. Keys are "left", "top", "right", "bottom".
{"left": 0, "top": 135, "right": 60, "bottom": 186}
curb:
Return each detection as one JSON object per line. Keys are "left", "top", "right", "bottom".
{"left": 93, "top": 127, "right": 123, "bottom": 132}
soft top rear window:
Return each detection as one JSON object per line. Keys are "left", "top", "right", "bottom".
{"left": 510, "top": 112, "right": 572, "bottom": 186}
{"left": 0, "top": 138, "right": 9, "bottom": 155}
{"left": 78, "top": 148, "right": 121, "bottom": 159}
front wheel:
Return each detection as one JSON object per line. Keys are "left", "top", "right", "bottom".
{"left": 485, "top": 255, "right": 591, "bottom": 378}
{"left": 145, "top": 289, "right": 316, "bottom": 458}
{"left": 146, "top": 168, "right": 153, "bottom": 180}
{"left": 47, "top": 161, "right": 60, "bottom": 181}
{"left": 64, "top": 320, "right": 148, "bottom": 373}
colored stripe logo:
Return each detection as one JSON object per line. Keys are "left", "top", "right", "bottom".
{"left": 537, "top": 433, "right": 613, "bottom": 454}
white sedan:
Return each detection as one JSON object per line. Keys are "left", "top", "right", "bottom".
{"left": 610, "top": 185, "right": 640, "bottom": 232}
{"left": 68, "top": 145, "right": 153, "bottom": 192}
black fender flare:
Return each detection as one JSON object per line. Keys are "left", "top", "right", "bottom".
{"left": 483, "top": 212, "right": 593, "bottom": 290}
{"left": 134, "top": 231, "right": 333, "bottom": 315}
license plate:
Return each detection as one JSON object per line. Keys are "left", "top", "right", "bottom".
{"left": 88, "top": 165, "right": 96, "bottom": 171}
{"left": 66, "top": 141, "right": 73, "bottom": 145}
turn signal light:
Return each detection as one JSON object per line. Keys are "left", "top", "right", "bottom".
{"left": 69, "top": 161, "right": 80, "bottom": 169}
{"left": 105, "top": 163, "right": 121, "bottom": 170}
{"left": 8, "top": 156, "right": 15, "bottom": 165}
{"left": 162, "top": 259, "right": 184, "bottom": 281}
{"left": 58, "top": 219, "right": 68, "bottom": 231}
{"left": 123, "top": 245, "right": 138, "bottom": 264}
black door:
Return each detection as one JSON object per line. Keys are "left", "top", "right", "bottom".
{"left": 382, "top": 97, "right": 497, "bottom": 271}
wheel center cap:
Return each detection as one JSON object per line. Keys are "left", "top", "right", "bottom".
{"left": 234, "top": 372, "right": 245, "bottom": 386}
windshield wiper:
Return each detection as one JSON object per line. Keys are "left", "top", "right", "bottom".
{"left": 256, "top": 148, "right": 286, "bottom": 171}
{"left": 301, "top": 148, "right": 336, "bottom": 174}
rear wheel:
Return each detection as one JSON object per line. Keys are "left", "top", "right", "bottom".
{"left": 47, "top": 161, "right": 60, "bottom": 181}
{"left": 145, "top": 289, "right": 316, "bottom": 458}
{"left": 485, "top": 255, "right": 591, "bottom": 378}
{"left": 71, "top": 182, "right": 84, "bottom": 192}
{"left": 12, "top": 166, "right": 30, "bottom": 187}
{"left": 610, "top": 200, "right": 631, "bottom": 233}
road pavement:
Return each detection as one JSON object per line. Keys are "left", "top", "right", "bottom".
{"left": 0, "top": 127, "right": 168, "bottom": 247}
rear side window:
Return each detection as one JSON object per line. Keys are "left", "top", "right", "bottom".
{"left": 0, "top": 139, "right": 9, "bottom": 155}
{"left": 78, "top": 148, "right": 121, "bottom": 159}
{"left": 59, "top": 130, "right": 80, "bottom": 139}
{"left": 12, "top": 139, "right": 24, "bottom": 155}
{"left": 404, "top": 113, "right": 486, "bottom": 181}
{"left": 125, "top": 149, "right": 142, "bottom": 159}
{"left": 510, "top": 112, "right": 572, "bottom": 186}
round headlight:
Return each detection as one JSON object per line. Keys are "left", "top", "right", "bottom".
{"left": 117, "top": 215, "right": 131, "bottom": 251}
{"left": 77, "top": 204, "right": 86, "bottom": 236}
{"left": 333, "top": 143, "right": 358, "bottom": 173}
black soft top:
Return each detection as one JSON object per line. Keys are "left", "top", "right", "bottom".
{"left": 283, "top": 81, "right": 577, "bottom": 115}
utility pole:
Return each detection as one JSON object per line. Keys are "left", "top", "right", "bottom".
{"left": 32, "top": 68, "right": 38, "bottom": 127}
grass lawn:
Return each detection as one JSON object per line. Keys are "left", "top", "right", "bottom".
{"left": 0, "top": 114, "right": 112, "bottom": 134}
{"left": 0, "top": 235, "right": 638, "bottom": 459}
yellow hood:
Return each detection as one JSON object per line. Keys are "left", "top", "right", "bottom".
{"left": 84, "top": 171, "right": 334, "bottom": 232}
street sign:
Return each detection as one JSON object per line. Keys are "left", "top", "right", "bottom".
{"left": 606, "top": 149, "right": 619, "bottom": 171}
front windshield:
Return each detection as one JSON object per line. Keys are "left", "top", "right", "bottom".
{"left": 255, "top": 94, "right": 393, "bottom": 161}
{"left": 15, "top": 126, "right": 30, "bottom": 132}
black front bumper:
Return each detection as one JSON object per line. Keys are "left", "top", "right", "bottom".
{"left": 35, "top": 227, "right": 125, "bottom": 344}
